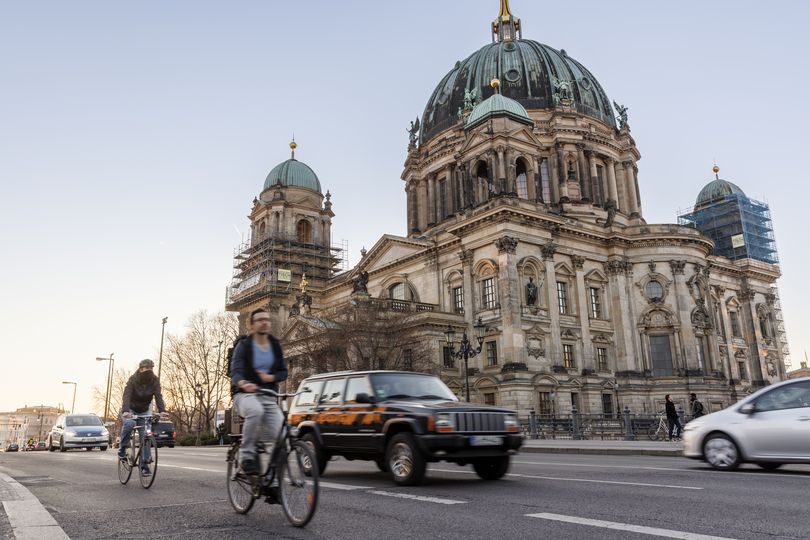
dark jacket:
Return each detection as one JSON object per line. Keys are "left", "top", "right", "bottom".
{"left": 230, "top": 334, "right": 288, "bottom": 395}
{"left": 665, "top": 400, "right": 678, "bottom": 419}
{"left": 121, "top": 372, "right": 166, "bottom": 414}
{"left": 691, "top": 399, "right": 705, "bottom": 418}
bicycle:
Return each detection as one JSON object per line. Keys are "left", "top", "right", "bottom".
{"left": 226, "top": 389, "right": 319, "bottom": 527}
{"left": 118, "top": 414, "right": 160, "bottom": 489}
{"left": 647, "top": 412, "right": 679, "bottom": 441}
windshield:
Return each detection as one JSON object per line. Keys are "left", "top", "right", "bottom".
{"left": 66, "top": 415, "right": 103, "bottom": 427}
{"left": 371, "top": 373, "right": 458, "bottom": 402}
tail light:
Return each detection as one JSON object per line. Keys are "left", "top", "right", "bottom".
{"left": 434, "top": 413, "right": 455, "bottom": 433}
{"left": 504, "top": 414, "right": 520, "bottom": 433}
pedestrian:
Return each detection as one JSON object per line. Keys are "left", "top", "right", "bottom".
{"left": 690, "top": 393, "right": 705, "bottom": 419}
{"left": 665, "top": 394, "right": 682, "bottom": 441}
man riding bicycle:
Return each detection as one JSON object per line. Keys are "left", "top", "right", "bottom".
{"left": 118, "top": 359, "right": 169, "bottom": 476}
{"left": 230, "top": 308, "right": 288, "bottom": 476}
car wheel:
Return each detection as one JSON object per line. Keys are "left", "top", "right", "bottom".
{"left": 375, "top": 458, "right": 389, "bottom": 473}
{"left": 703, "top": 433, "right": 740, "bottom": 471}
{"left": 59, "top": 437, "right": 67, "bottom": 452}
{"left": 86, "top": 447, "right": 93, "bottom": 451}
{"left": 302, "top": 433, "right": 329, "bottom": 475}
{"left": 472, "top": 456, "right": 510, "bottom": 480}
{"left": 386, "top": 433, "right": 426, "bottom": 486}
{"left": 48, "top": 437, "right": 55, "bottom": 452}
{"left": 757, "top": 462, "right": 782, "bottom": 470}
{"left": 100, "top": 446, "right": 108, "bottom": 452}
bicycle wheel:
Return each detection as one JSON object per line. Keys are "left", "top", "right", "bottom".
{"left": 138, "top": 436, "right": 158, "bottom": 489}
{"left": 647, "top": 421, "right": 661, "bottom": 441}
{"left": 117, "top": 442, "right": 133, "bottom": 485}
{"left": 279, "top": 440, "right": 319, "bottom": 527}
{"left": 227, "top": 442, "right": 256, "bottom": 514}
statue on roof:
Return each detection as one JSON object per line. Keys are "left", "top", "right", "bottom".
{"left": 352, "top": 271, "right": 369, "bottom": 294}
{"left": 552, "top": 76, "right": 573, "bottom": 104}
{"left": 613, "top": 101, "right": 629, "bottom": 129}
{"left": 407, "top": 117, "right": 420, "bottom": 145}
{"left": 463, "top": 88, "right": 478, "bottom": 111}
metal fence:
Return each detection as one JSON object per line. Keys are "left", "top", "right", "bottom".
{"left": 520, "top": 407, "right": 694, "bottom": 441}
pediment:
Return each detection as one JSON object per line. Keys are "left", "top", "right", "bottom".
{"left": 584, "top": 268, "right": 608, "bottom": 283}
{"left": 359, "top": 234, "right": 431, "bottom": 273}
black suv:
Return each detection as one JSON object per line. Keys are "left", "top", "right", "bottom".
{"left": 288, "top": 370, "right": 522, "bottom": 486}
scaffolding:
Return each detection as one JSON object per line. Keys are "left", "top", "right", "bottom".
{"left": 770, "top": 285, "right": 791, "bottom": 371}
{"left": 678, "top": 193, "right": 778, "bottom": 264}
{"left": 225, "top": 233, "right": 348, "bottom": 310}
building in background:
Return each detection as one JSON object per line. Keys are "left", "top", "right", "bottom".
{"left": 0, "top": 405, "right": 63, "bottom": 447}
{"left": 225, "top": 1, "right": 788, "bottom": 417}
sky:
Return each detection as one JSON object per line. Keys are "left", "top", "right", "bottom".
{"left": 1, "top": 1, "right": 808, "bottom": 415}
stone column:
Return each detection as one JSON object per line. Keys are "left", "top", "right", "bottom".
{"left": 606, "top": 158, "right": 619, "bottom": 208}
{"left": 495, "top": 236, "right": 522, "bottom": 364}
{"left": 740, "top": 288, "right": 767, "bottom": 387}
{"left": 577, "top": 145, "right": 591, "bottom": 201}
{"left": 526, "top": 156, "right": 538, "bottom": 200}
{"left": 542, "top": 243, "right": 560, "bottom": 365}
{"left": 534, "top": 157, "right": 544, "bottom": 203}
{"left": 419, "top": 177, "right": 428, "bottom": 231}
{"left": 427, "top": 174, "right": 436, "bottom": 226}
{"left": 670, "top": 260, "right": 698, "bottom": 373}
{"left": 605, "top": 258, "right": 633, "bottom": 372}
{"left": 572, "top": 255, "right": 593, "bottom": 370}
{"left": 548, "top": 155, "right": 560, "bottom": 204}
{"left": 623, "top": 161, "right": 639, "bottom": 216}
{"left": 587, "top": 151, "right": 599, "bottom": 205}
{"left": 556, "top": 145, "right": 569, "bottom": 201}
{"left": 459, "top": 248, "right": 475, "bottom": 327}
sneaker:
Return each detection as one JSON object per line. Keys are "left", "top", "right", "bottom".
{"left": 141, "top": 466, "right": 151, "bottom": 476}
{"left": 264, "top": 485, "right": 280, "bottom": 505}
{"left": 241, "top": 458, "right": 259, "bottom": 475}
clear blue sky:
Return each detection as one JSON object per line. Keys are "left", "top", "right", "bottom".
{"left": 1, "top": 1, "right": 808, "bottom": 414}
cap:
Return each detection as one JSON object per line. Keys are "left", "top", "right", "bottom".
{"left": 139, "top": 359, "right": 155, "bottom": 369}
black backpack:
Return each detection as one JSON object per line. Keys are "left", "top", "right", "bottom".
{"left": 693, "top": 400, "right": 705, "bottom": 417}
{"left": 225, "top": 335, "right": 249, "bottom": 379}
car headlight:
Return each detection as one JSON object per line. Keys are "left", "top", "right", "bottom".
{"left": 434, "top": 413, "right": 455, "bottom": 432}
{"left": 683, "top": 421, "right": 703, "bottom": 432}
{"left": 64, "top": 430, "right": 77, "bottom": 436}
{"left": 504, "top": 414, "right": 520, "bottom": 433}
{"left": 101, "top": 429, "right": 109, "bottom": 437}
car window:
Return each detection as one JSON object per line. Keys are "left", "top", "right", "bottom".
{"left": 345, "top": 377, "right": 373, "bottom": 404}
{"left": 66, "top": 415, "right": 103, "bottom": 427}
{"left": 756, "top": 381, "right": 810, "bottom": 412}
{"left": 370, "top": 373, "right": 457, "bottom": 401}
{"left": 319, "top": 378, "right": 346, "bottom": 405}
{"left": 294, "top": 380, "right": 324, "bottom": 407}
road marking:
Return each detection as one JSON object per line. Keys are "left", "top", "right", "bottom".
{"left": 526, "top": 512, "right": 735, "bottom": 539}
{"left": 368, "top": 490, "right": 466, "bottom": 505}
{"left": 430, "top": 468, "right": 702, "bottom": 490}
{"left": 159, "top": 464, "right": 221, "bottom": 473}
{"left": 319, "top": 481, "right": 370, "bottom": 491}
{"left": 514, "top": 460, "right": 684, "bottom": 472}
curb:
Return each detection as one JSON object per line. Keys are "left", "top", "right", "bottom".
{"left": 0, "top": 470, "right": 69, "bottom": 539}
{"left": 520, "top": 446, "right": 683, "bottom": 457}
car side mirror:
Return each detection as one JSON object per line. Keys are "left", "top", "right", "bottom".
{"left": 739, "top": 403, "right": 756, "bottom": 415}
{"left": 355, "top": 392, "right": 376, "bottom": 404}
{"left": 104, "top": 422, "right": 114, "bottom": 428}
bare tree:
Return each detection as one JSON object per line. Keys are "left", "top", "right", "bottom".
{"left": 91, "top": 367, "right": 130, "bottom": 422}
{"left": 160, "top": 310, "right": 239, "bottom": 434}
{"left": 285, "top": 298, "right": 437, "bottom": 388}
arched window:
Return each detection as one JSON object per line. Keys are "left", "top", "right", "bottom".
{"left": 258, "top": 221, "right": 266, "bottom": 237}
{"left": 389, "top": 282, "right": 405, "bottom": 300}
{"left": 539, "top": 158, "right": 551, "bottom": 202}
{"left": 296, "top": 220, "right": 312, "bottom": 243}
{"left": 516, "top": 159, "right": 528, "bottom": 199}
{"left": 476, "top": 162, "right": 491, "bottom": 201}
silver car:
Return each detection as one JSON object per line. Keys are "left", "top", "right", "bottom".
{"left": 683, "top": 377, "right": 810, "bottom": 470}
{"left": 47, "top": 413, "right": 110, "bottom": 452}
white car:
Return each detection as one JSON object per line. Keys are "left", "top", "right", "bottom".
{"left": 47, "top": 413, "right": 110, "bottom": 452}
{"left": 683, "top": 377, "right": 810, "bottom": 470}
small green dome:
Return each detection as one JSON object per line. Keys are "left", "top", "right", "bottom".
{"left": 696, "top": 178, "right": 746, "bottom": 206}
{"left": 465, "top": 93, "right": 532, "bottom": 130}
{"left": 263, "top": 159, "right": 321, "bottom": 193}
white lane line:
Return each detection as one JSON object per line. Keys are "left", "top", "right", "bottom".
{"left": 159, "top": 464, "right": 221, "bottom": 473}
{"left": 514, "top": 460, "right": 684, "bottom": 472}
{"left": 526, "top": 513, "right": 735, "bottom": 539}
{"left": 369, "top": 490, "right": 466, "bottom": 505}
{"left": 430, "top": 468, "right": 702, "bottom": 490}
{"left": 319, "top": 481, "right": 370, "bottom": 491}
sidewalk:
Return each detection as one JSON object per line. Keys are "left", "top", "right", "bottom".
{"left": 520, "top": 438, "right": 684, "bottom": 457}
{"left": 0, "top": 470, "right": 69, "bottom": 539}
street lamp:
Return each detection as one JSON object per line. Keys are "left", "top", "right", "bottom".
{"left": 157, "top": 317, "right": 168, "bottom": 379}
{"left": 96, "top": 354, "right": 114, "bottom": 421}
{"left": 444, "top": 317, "right": 487, "bottom": 402}
{"left": 62, "top": 381, "right": 77, "bottom": 414}
{"left": 195, "top": 383, "right": 204, "bottom": 446}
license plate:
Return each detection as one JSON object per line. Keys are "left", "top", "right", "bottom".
{"left": 469, "top": 436, "right": 502, "bottom": 446}
{"left": 81, "top": 438, "right": 94, "bottom": 442}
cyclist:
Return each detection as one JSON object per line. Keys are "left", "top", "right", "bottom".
{"left": 118, "top": 359, "right": 169, "bottom": 476}
{"left": 230, "top": 308, "right": 288, "bottom": 476}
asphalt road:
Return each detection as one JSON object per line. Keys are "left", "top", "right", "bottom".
{"left": 1, "top": 447, "right": 809, "bottom": 539}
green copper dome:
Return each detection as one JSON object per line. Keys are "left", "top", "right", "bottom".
{"left": 466, "top": 93, "right": 532, "bottom": 129}
{"left": 696, "top": 178, "right": 746, "bottom": 207}
{"left": 263, "top": 158, "right": 321, "bottom": 193}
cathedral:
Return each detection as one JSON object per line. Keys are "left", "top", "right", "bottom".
{"left": 225, "top": 1, "right": 787, "bottom": 417}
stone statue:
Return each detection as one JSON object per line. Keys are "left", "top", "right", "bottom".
{"left": 552, "top": 76, "right": 573, "bottom": 104}
{"left": 603, "top": 199, "right": 617, "bottom": 228}
{"left": 407, "top": 117, "right": 420, "bottom": 145}
{"left": 613, "top": 101, "right": 628, "bottom": 129}
{"left": 463, "top": 88, "right": 477, "bottom": 111}
{"left": 352, "top": 271, "right": 369, "bottom": 294}
{"left": 526, "top": 277, "right": 538, "bottom": 306}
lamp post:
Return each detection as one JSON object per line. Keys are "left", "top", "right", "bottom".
{"left": 195, "top": 383, "right": 204, "bottom": 446}
{"left": 215, "top": 339, "right": 224, "bottom": 413}
{"left": 157, "top": 317, "right": 168, "bottom": 379}
{"left": 62, "top": 381, "right": 77, "bottom": 414}
{"left": 96, "top": 354, "right": 114, "bottom": 421}
{"left": 444, "top": 317, "right": 487, "bottom": 402}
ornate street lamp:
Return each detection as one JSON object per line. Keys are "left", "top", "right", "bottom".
{"left": 444, "top": 317, "right": 487, "bottom": 402}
